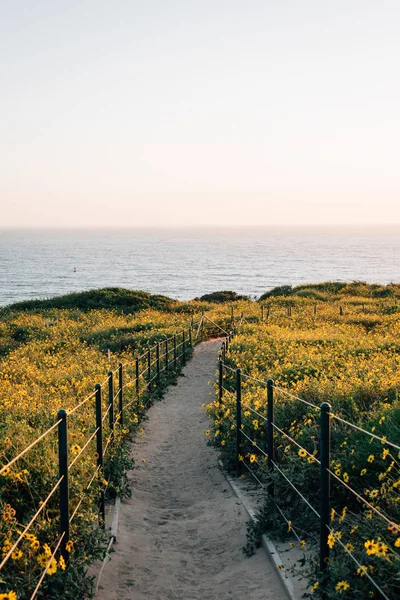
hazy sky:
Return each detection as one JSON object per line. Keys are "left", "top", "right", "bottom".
{"left": 1, "top": 1, "right": 400, "bottom": 228}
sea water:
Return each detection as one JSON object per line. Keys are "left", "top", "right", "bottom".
{"left": 0, "top": 226, "right": 399, "bottom": 306}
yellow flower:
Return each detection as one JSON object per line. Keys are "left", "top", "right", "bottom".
{"left": 327, "top": 533, "right": 335, "bottom": 549}
{"left": 65, "top": 540, "right": 74, "bottom": 553}
{"left": 299, "top": 540, "right": 306, "bottom": 548}
{"left": 70, "top": 444, "right": 81, "bottom": 455}
{"left": 382, "top": 448, "right": 389, "bottom": 460}
{"left": 375, "top": 542, "right": 389, "bottom": 558}
{"left": 46, "top": 557, "right": 57, "bottom": 576}
{"left": 364, "top": 539, "right": 377, "bottom": 556}
{"left": 249, "top": 454, "right": 256, "bottom": 463}
{"left": 11, "top": 549, "right": 22, "bottom": 560}
{"left": 37, "top": 552, "right": 48, "bottom": 568}
{"left": 394, "top": 538, "right": 400, "bottom": 548}
{"left": 0, "top": 592, "right": 17, "bottom": 600}
{"left": 367, "top": 455, "right": 374, "bottom": 463}
{"left": 311, "top": 582, "right": 319, "bottom": 592}
{"left": 357, "top": 565, "right": 367, "bottom": 577}
{"left": 360, "top": 469, "right": 367, "bottom": 476}
{"left": 335, "top": 581, "right": 350, "bottom": 594}
{"left": 343, "top": 472, "right": 349, "bottom": 483}
{"left": 59, "top": 555, "right": 66, "bottom": 570}
{"left": 298, "top": 448, "right": 307, "bottom": 458}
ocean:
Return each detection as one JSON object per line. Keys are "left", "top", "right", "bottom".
{"left": 1, "top": 226, "right": 399, "bottom": 306}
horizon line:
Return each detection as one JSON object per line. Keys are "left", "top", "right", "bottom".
{"left": 2, "top": 223, "right": 400, "bottom": 231}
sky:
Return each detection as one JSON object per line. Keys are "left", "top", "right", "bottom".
{"left": 1, "top": 1, "right": 400, "bottom": 228}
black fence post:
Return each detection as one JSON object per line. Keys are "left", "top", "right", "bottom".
{"left": 156, "top": 342, "right": 160, "bottom": 382}
{"left": 147, "top": 348, "right": 151, "bottom": 391}
{"left": 182, "top": 331, "right": 186, "bottom": 365}
{"left": 108, "top": 371, "right": 114, "bottom": 440}
{"left": 218, "top": 359, "right": 223, "bottom": 403}
{"left": 174, "top": 335, "right": 177, "bottom": 368}
{"left": 226, "top": 336, "right": 229, "bottom": 354}
{"left": 165, "top": 339, "right": 169, "bottom": 372}
{"left": 95, "top": 384, "right": 105, "bottom": 528}
{"left": 118, "top": 362, "right": 123, "bottom": 427}
{"left": 261, "top": 305, "right": 264, "bottom": 322}
{"left": 267, "top": 379, "right": 274, "bottom": 496}
{"left": 189, "top": 325, "right": 192, "bottom": 347}
{"left": 236, "top": 368, "right": 242, "bottom": 477}
{"left": 135, "top": 356, "right": 139, "bottom": 396}
{"left": 320, "top": 402, "right": 331, "bottom": 574}
{"left": 58, "top": 409, "right": 70, "bottom": 562}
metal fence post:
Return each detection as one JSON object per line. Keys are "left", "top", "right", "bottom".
{"left": 108, "top": 371, "right": 114, "bottom": 440}
{"left": 267, "top": 379, "right": 274, "bottom": 496}
{"left": 135, "top": 356, "right": 139, "bottom": 396}
{"left": 261, "top": 305, "right": 264, "bottom": 322}
{"left": 182, "top": 331, "right": 186, "bottom": 365}
{"left": 320, "top": 402, "right": 331, "bottom": 573}
{"left": 174, "top": 335, "right": 177, "bottom": 368}
{"left": 156, "top": 342, "right": 160, "bottom": 382}
{"left": 147, "top": 348, "right": 151, "bottom": 391}
{"left": 118, "top": 362, "right": 123, "bottom": 427}
{"left": 95, "top": 384, "right": 105, "bottom": 528}
{"left": 189, "top": 325, "right": 192, "bottom": 347}
{"left": 58, "top": 409, "right": 70, "bottom": 562}
{"left": 218, "top": 359, "right": 223, "bottom": 403}
{"left": 226, "top": 336, "right": 229, "bottom": 354}
{"left": 165, "top": 338, "right": 169, "bottom": 372}
{"left": 236, "top": 368, "right": 242, "bottom": 477}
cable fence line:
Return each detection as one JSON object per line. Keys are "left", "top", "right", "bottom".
{"left": 216, "top": 328, "right": 400, "bottom": 599}
{"left": 0, "top": 314, "right": 212, "bottom": 598}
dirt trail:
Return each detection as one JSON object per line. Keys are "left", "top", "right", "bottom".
{"left": 96, "top": 340, "right": 285, "bottom": 600}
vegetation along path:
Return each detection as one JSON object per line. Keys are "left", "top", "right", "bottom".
{"left": 96, "top": 340, "right": 285, "bottom": 600}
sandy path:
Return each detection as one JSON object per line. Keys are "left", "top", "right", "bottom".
{"left": 96, "top": 341, "right": 285, "bottom": 600}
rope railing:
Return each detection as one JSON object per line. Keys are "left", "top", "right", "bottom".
{"left": 0, "top": 476, "right": 64, "bottom": 570}
{"left": 68, "top": 427, "right": 100, "bottom": 471}
{"left": 0, "top": 314, "right": 202, "bottom": 598}
{"left": 29, "top": 531, "right": 66, "bottom": 600}
{"left": 239, "top": 428, "right": 268, "bottom": 458}
{"left": 326, "top": 526, "right": 392, "bottom": 600}
{"left": 0, "top": 419, "right": 62, "bottom": 476}
{"left": 327, "top": 468, "right": 400, "bottom": 530}
{"left": 332, "top": 414, "right": 400, "bottom": 452}
{"left": 67, "top": 389, "right": 97, "bottom": 416}
{"left": 271, "top": 422, "right": 320, "bottom": 464}
{"left": 217, "top": 328, "right": 400, "bottom": 598}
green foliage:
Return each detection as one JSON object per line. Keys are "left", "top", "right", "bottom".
{"left": 259, "top": 285, "right": 293, "bottom": 299}
{"left": 1, "top": 288, "right": 177, "bottom": 314}
{"left": 198, "top": 290, "right": 249, "bottom": 303}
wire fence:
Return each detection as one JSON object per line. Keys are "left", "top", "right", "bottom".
{"left": 217, "top": 329, "right": 400, "bottom": 599}
{"left": 0, "top": 320, "right": 202, "bottom": 598}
